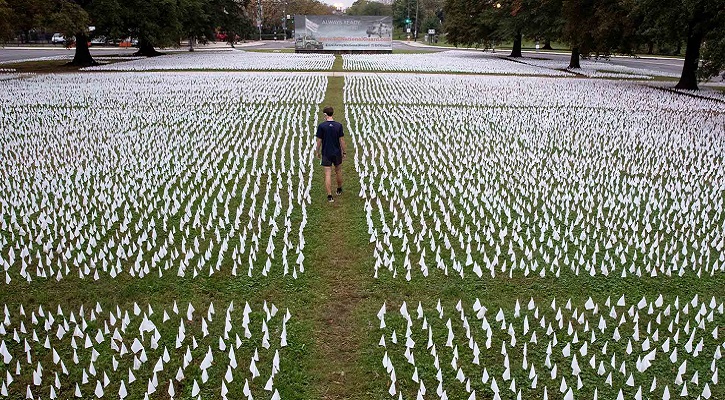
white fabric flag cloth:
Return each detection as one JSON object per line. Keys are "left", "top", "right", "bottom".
{"left": 306, "top": 17, "right": 319, "bottom": 33}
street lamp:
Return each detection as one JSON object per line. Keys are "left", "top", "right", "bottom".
{"left": 414, "top": 0, "right": 419, "bottom": 41}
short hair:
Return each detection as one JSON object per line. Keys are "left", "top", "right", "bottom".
{"left": 323, "top": 106, "right": 334, "bottom": 116}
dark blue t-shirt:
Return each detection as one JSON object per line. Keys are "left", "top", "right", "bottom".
{"left": 316, "top": 120, "right": 344, "bottom": 157}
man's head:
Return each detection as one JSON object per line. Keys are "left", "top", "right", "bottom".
{"left": 323, "top": 106, "right": 334, "bottom": 117}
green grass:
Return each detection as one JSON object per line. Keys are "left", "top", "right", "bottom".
{"left": 1, "top": 58, "right": 131, "bottom": 73}
{"left": 301, "top": 76, "right": 383, "bottom": 399}
{"left": 1, "top": 66, "right": 722, "bottom": 400}
{"left": 332, "top": 55, "right": 343, "bottom": 72}
{"left": 1, "top": 60, "right": 81, "bottom": 73}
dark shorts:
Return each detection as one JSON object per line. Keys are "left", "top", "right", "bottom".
{"left": 321, "top": 154, "right": 342, "bottom": 167}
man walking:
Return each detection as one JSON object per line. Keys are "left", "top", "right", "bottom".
{"left": 315, "top": 106, "right": 346, "bottom": 203}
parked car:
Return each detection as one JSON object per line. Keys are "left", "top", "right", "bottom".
{"left": 90, "top": 36, "right": 108, "bottom": 45}
{"left": 51, "top": 33, "right": 65, "bottom": 44}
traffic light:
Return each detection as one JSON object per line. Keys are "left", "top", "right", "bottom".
{"left": 405, "top": 18, "right": 411, "bottom": 24}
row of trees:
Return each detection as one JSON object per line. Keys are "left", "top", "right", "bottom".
{"left": 256, "top": 0, "right": 336, "bottom": 39}
{"left": 354, "top": 0, "right": 722, "bottom": 89}
{"left": 346, "top": 0, "right": 442, "bottom": 38}
{"left": 0, "top": 0, "right": 256, "bottom": 63}
{"left": 0, "top": 0, "right": 336, "bottom": 65}
{"left": 442, "top": 0, "right": 725, "bottom": 90}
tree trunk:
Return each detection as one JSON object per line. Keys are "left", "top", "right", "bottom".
{"left": 510, "top": 31, "right": 522, "bottom": 57}
{"left": 134, "top": 39, "right": 164, "bottom": 57}
{"left": 67, "top": 32, "right": 97, "bottom": 67}
{"left": 675, "top": 41, "right": 682, "bottom": 55}
{"left": 542, "top": 38, "right": 552, "bottom": 50}
{"left": 675, "top": 31, "right": 703, "bottom": 90}
{"left": 647, "top": 41, "right": 654, "bottom": 54}
{"left": 189, "top": 36, "right": 195, "bottom": 52}
{"left": 568, "top": 47, "right": 580, "bottom": 69}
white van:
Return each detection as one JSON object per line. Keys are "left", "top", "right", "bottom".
{"left": 51, "top": 33, "right": 66, "bottom": 44}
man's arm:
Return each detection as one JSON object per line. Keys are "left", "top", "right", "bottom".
{"left": 315, "top": 124, "right": 323, "bottom": 158}
{"left": 339, "top": 125, "right": 346, "bottom": 159}
{"left": 339, "top": 136, "right": 346, "bottom": 159}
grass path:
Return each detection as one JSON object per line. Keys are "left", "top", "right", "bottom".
{"left": 303, "top": 76, "right": 380, "bottom": 399}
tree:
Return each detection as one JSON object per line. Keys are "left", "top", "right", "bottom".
{"left": 491, "top": 0, "right": 543, "bottom": 57}
{"left": 258, "top": 0, "right": 334, "bottom": 38}
{"left": 6, "top": 0, "right": 48, "bottom": 43}
{"left": 627, "top": 0, "right": 683, "bottom": 55}
{"left": 699, "top": 34, "right": 725, "bottom": 82}
{"left": 443, "top": 0, "right": 491, "bottom": 46}
{"left": 561, "top": 0, "right": 636, "bottom": 68}
{"left": 125, "top": 0, "right": 183, "bottom": 56}
{"left": 48, "top": 0, "right": 96, "bottom": 66}
{"left": 0, "top": 0, "right": 15, "bottom": 42}
{"left": 630, "top": 0, "right": 725, "bottom": 90}
{"left": 215, "top": 0, "right": 254, "bottom": 44}
{"left": 444, "top": 0, "right": 560, "bottom": 55}
{"left": 284, "top": 0, "right": 336, "bottom": 15}
{"left": 346, "top": 0, "right": 392, "bottom": 16}
{"left": 179, "top": 0, "right": 215, "bottom": 50}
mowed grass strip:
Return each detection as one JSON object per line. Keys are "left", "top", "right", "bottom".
{"left": 304, "top": 76, "right": 382, "bottom": 399}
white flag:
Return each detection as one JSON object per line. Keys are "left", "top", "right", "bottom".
{"left": 306, "top": 18, "right": 319, "bottom": 33}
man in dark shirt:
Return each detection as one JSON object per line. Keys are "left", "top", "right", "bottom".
{"left": 315, "top": 106, "right": 346, "bottom": 203}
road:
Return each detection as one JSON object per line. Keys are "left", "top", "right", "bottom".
{"left": 251, "top": 39, "right": 685, "bottom": 76}
{"left": 0, "top": 46, "right": 137, "bottom": 63}
{"left": 0, "top": 40, "right": 685, "bottom": 77}
{"left": 392, "top": 41, "right": 685, "bottom": 76}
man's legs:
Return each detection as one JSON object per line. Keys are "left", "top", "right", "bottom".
{"left": 335, "top": 164, "right": 343, "bottom": 193}
{"left": 324, "top": 166, "right": 333, "bottom": 196}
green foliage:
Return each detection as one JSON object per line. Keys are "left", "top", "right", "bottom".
{"left": 216, "top": 0, "right": 254, "bottom": 43}
{"left": 346, "top": 0, "right": 392, "bottom": 16}
{"left": 88, "top": 0, "right": 124, "bottom": 39}
{"left": 124, "top": 0, "right": 182, "bottom": 47}
{"left": 0, "top": 0, "right": 15, "bottom": 41}
{"left": 6, "top": 0, "right": 49, "bottom": 32}
{"left": 625, "top": 0, "right": 684, "bottom": 55}
{"left": 391, "top": 0, "right": 443, "bottom": 38}
{"left": 699, "top": 34, "right": 725, "bottom": 81}
{"left": 284, "top": 0, "right": 336, "bottom": 15}
{"left": 48, "top": 0, "right": 89, "bottom": 37}
{"left": 629, "top": 0, "right": 725, "bottom": 86}
{"left": 179, "top": 0, "right": 216, "bottom": 42}
{"left": 442, "top": 0, "right": 490, "bottom": 46}
{"left": 444, "top": 0, "right": 563, "bottom": 48}
{"left": 562, "top": 0, "right": 637, "bottom": 57}
{"left": 259, "top": 0, "right": 335, "bottom": 37}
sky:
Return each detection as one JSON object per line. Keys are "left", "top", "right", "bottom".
{"left": 323, "top": 0, "right": 355, "bottom": 9}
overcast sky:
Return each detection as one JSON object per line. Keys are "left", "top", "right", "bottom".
{"left": 322, "top": 0, "right": 355, "bottom": 9}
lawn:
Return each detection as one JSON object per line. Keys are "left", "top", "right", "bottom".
{"left": 0, "top": 59, "right": 723, "bottom": 400}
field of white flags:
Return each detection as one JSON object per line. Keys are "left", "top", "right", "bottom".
{"left": 345, "top": 74, "right": 725, "bottom": 281}
{"left": 82, "top": 51, "right": 334, "bottom": 71}
{"left": 0, "top": 300, "right": 293, "bottom": 399}
{"left": 375, "top": 295, "right": 724, "bottom": 400}
{"left": 2, "top": 51, "right": 725, "bottom": 398}
{"left": 512, "top": 56, "right": 681, "bottom": 79}
{"left": 0, "top": 72, "right": 326, "bottom": 283}
{"left": 342, "top": 51, "right": 572, "bottom": 76}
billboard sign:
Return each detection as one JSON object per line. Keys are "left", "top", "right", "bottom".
{"left": 294, "top": 15, "right": 393, "bottom": 51}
